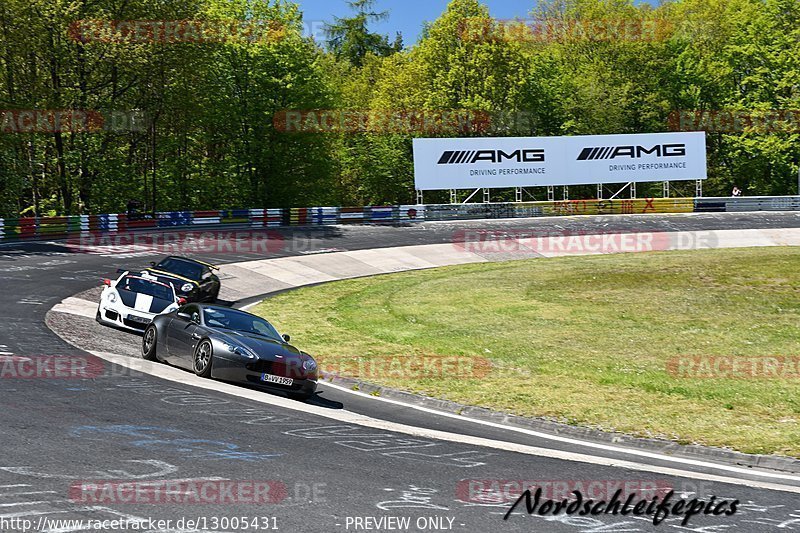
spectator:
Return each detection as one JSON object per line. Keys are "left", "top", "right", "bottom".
{"left": 732, "top": 186, "right": 742, "bottom": 197}
{"left": 126, "top": 199, "right": 142, "bottom": 220}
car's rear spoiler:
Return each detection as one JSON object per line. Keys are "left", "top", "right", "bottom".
{"left": 144, "top": 268, "right": 200, "bottom": 287}
{"left": 194, "top": 259, "right": 220, "bottom": 270}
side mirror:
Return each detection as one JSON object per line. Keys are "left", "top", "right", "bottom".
{"left": 102, "top": 279, "right": 111, "bottom": 287}
{"left": 282, "top": 334, "right": 291, "bottom": 343}
{"left": 177, "top": 311, "right": 191, "bottom": 319}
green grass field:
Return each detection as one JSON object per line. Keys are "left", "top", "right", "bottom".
{"left": 252, "top": 247, "right": 800, "bottom": 457}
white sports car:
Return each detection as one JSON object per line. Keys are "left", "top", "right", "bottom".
{"left": 96, "top": 271, "right": 185, "bottom": 332}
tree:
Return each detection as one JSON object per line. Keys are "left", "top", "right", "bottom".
{"left": 325, "top": 0, "right": 399, "bottom": 67}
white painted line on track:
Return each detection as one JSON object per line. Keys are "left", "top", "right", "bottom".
{"left": 320, "top": 379, "right": 800, "bottom": 485}
{"left": 0, "top": 491, "right": 58, "bottom": 497}
{"left": 0, "top": 501, "right": 50, "bottom": 507}
{"left": 83, "top": 349, "right": 800, "bottom": 494}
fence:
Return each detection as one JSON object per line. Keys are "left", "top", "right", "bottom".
{"left": 0, "top": 197, "right": 797, "bottom": 242}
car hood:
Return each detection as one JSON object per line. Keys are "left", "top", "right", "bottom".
{"left": 218, "top": 330, "right": 307, "bottom": 360}
{"left": 216, "top": 330, "right": 316, "bottom": 379}
{"left": 116, "top": 288, "right": 175, "bottom": 314}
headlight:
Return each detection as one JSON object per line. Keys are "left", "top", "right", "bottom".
{"left": 108, "top": 292, "right": 117, "bottom": 303}
{"left": 181, "top": 283, "right": 194, "bottom": 293}
{"left": 303, "top": 358, "right": 317, "bottom": 372}
{"left": 223, "top": 342, "right": 255, "bottom": 358}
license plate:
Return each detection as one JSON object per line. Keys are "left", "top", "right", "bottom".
{"left": 127, "top": 315, "right": 150, "bottom": 324}
{"left": 261, "top": 374, "right": 293, "bottom": 386}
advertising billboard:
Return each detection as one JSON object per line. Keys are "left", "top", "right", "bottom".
{"left": 412, "top": 132, "right": 707, "bottom": 190}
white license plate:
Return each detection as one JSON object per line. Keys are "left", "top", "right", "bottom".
{"left": 127, "top": 315, "right": 150, "bottom": 324}
{"left": 261, "top": 374, "right": 293, "bottom": 386}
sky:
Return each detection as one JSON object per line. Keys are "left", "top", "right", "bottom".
{"left": 295, "top": 0, "right": 657, "bottom": 46}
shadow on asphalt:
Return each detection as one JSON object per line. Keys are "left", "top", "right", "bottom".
{"left": 306, "top": 392, "right": 344, "bottom": 409}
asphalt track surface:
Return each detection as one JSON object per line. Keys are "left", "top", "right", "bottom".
{"left": 1, "top": 212, "right": 800, "bottom": 533}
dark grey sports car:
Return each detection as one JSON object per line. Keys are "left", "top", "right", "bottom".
{"left": 142, "top": 304, "right": 318, "bottom": 400}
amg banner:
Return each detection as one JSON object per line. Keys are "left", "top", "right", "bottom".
{"left": 412, "top": 132, "right": 707, "bottom": 190}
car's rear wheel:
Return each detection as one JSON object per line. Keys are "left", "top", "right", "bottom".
{"left": 193, "top": 339, "right": 213, "bottom": 378}
{"left": 209, "top": 286, "right": 220, "bottom": 303}
{"left": 142, "top": 325, "right": 159, "bottom": 361}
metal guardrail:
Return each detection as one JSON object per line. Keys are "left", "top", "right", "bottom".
{"left": 1, "top": 197, "right": 798, "bottom": 243}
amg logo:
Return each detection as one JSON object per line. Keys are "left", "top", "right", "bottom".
{"left": 437, "top": 149, "right": 545, "bottom": 165}
{"left": 577, "top": 144, "right": 686, "bottom": 160}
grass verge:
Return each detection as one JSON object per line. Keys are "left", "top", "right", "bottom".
{"left": 252, "top": 247, "right": 800, "bottom": 457}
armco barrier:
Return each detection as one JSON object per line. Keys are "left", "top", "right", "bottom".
{"left": 2, "top": 196, "right": 800, "bottom": 243}
{"left": 696, "top": 196, "right": 800, "bottom": 212}
{"left": 338, "top": 206, "right": 365, "bottom": 224}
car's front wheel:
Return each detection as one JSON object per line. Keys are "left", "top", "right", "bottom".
{"left": 193, "top": 339, "right": 213, "bottom": 378}
{"left": 142, "top": 325, "right": 159, "bottom": 361}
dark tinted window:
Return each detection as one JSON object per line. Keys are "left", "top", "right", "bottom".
{"left": 155, "top": 257, "right": 203, "bottom": 281}
{"left": 203, "top": 308, "right": 281, "bottom": 341}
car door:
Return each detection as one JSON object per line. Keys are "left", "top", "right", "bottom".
{"left": 166, "top": 304, "right": 202, "bottom": 366}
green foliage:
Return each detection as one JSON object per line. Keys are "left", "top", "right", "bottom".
{"left": 0, "top": 0, "right": 798, "bottom": 216}
{"left": 325, "top": 0, "right": 401, "bottom": 67}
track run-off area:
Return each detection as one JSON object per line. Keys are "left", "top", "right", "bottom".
{"left": 2, "top": 211, "right": 800, "bottom": 533}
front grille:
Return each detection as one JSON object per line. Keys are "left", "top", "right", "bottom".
{"left": 122, "top": 318, "right": 148, "bottom": 330}
{"left": 246, "top": 360, "right": 273, "bottom": 374}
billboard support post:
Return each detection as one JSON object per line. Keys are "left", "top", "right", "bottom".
{"left": 515, "top": 187, "right": 522, "bottom": 203}
{"left": 449, "top": 189, "right": 457, "bottom": 204}
{"left": 416, "top": 189, "right": 423, "bottom": 205}
{"left": 483, "top": 188, "right": 490, "bottom": 203}
{"left": 547, "top": 186, "right": 554, "bottom": 201}
{"left": 696, "top": 179, "right": 703, "bottom": 197}
{"left": 631, "top": 182, "right": 637, "bottom": 199}
{"left": 663, "top": 181, "right": 670, "bottom": 198}
{"left": 563, "top": 186, "right": 569, "bottom": 200}
{"left": 597, "top": 184, "right": 603, "bottom": 199}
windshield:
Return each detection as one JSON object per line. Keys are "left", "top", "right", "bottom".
{"left": 118, "top": 276, "right": 174, "bottom": 301}
{"left": 203, "top": 308, "right": 282, "bottom": 341}
{"left": 155, "top": 258, "right": 203, "bottom": 281}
